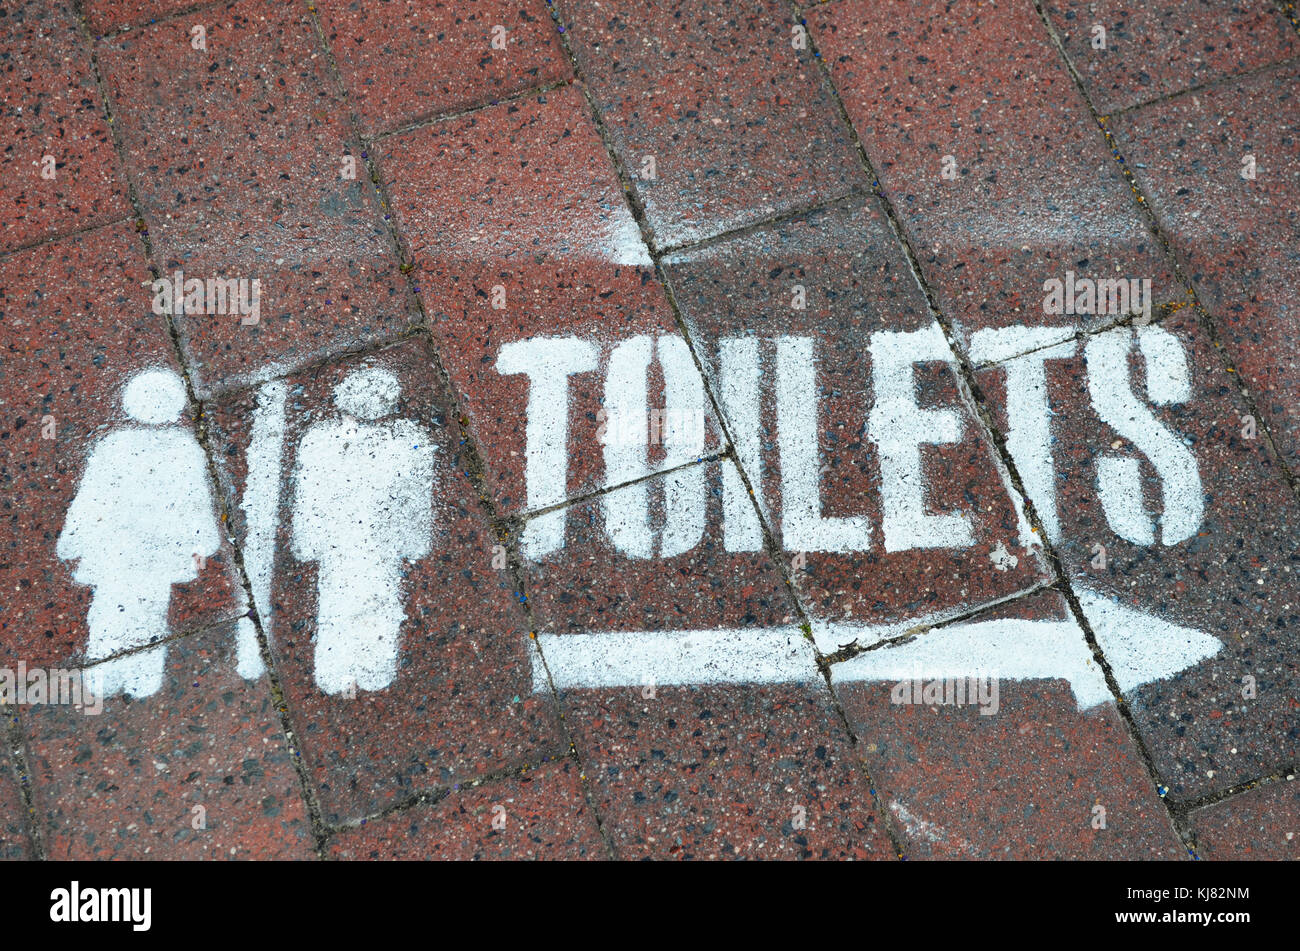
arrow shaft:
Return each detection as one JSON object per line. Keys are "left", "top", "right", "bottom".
{"left": 535, "top": 627, "right": 819, "bottom": 692}
{"left": 534, "top": 616, "right": 1115, "bottom": 710}
{"left": 835, "top": 619, "right": 1110, "bottom": 708}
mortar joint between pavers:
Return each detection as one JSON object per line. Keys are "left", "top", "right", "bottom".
{"left": 2, "top": 703, "right": 45, "bottom": 860}
{"left": 796, "top": 0, "right": 1196, "bottom": 852}
{"left": 74, "top": 1, "right": 336, "bottom": 856}
{"left": 1029, "top": 0, "right": 1300, "bottom": 505}
{"left": 303, "top": 0, "right": 620, "bottom": 858}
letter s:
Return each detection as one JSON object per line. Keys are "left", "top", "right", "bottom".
{"left": 1085, "top": 325, "right": 1202, "bottom": 546}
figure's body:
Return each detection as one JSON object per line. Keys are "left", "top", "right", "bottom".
{"left": 57, "top": 369, "right": 218, "bottom": 698}
{"left": 290, "top": 367, "right": 434, "bottom": 694}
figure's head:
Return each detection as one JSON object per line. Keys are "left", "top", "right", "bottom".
{"left": 122, "top": 368, "right": 187, "bottom": 424}
{"left": 334, "top": 367, "right": 400, "bottom": 420}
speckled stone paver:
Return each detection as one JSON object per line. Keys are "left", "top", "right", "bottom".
{"left": 0, "top": 740, "right": 32, "bottom": 860}
{"left": 560, "top": 681, "right": 892, "bottom": 859}
{"left": 1110, "top": 60, "right": 1300, "bottom": 470}
{"left": 810, "top": 0, "right": 1179, "bottom": 352}
{"left": 1042, "top": 0, "right": 1297, "bottom": 114}
{"left": 97, "top": 0, "right": 415, "bottom": 395}
{"left": 1, "top": 0, "right": 1296, "bottom": 861}
{"left": 1188, "top": 777, "right": 1300, "bottom": 858}
{"left": 21, "top": 622, "right": 316, "bottom": 860}
{"left": 83, "top": 0, "right": 197, "bottom": 35}
{"left": 328, "top": 760, "right": 606, "bottom": 859}
{"left": 557, "top": 0, "right": 868, "bottom": 249}
{"left": 0, "top": 0, "right": 128, "bottom": 254}
{"left": 314, "top": 0, "right": 571, "bottom": 136}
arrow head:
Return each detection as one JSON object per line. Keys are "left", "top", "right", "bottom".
{"left": 1076, "top": 586, "right": 1222, "bottom": 696}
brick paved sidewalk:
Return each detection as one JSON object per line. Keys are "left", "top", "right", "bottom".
{"left": 1, "top": 0, "right": 1297, "bottom": 860}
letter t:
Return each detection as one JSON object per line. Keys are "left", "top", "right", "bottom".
{"left": 496, "top": 337, "right": 599, "bottom": 559}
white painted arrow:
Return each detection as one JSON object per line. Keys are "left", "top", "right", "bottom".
{"left": 536, "top": 586, "right": 1222, "bottom": 710}
{"left": 1075, "top": 586, "right": 1222, "bottom": 696}
{"left": 533, "top": 626, "right": 820, "bottom": 693}
{"left": 831, "top": 615, "right": 1113, "bottom": 708}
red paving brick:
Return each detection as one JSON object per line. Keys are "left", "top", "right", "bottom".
{"left": 811, "top": 0, "right": 1178, "bottom": 351}
{"left": 0, "top": 742, "right": 32, "bottom": 859}
{"left": 21, "top": 622, "right": 316, "bottom": 860}
{"left": 973, "top": 308, "right": 1300, "bottom": 802}
{"left": 83, "top": 0, "right": 197, "bottom": 36}
{"left": 557, "top": 0, "right": 868, "bottom": 249}
{"left": 663, "top": 199, "right": 1050, "bottom": 636}
{"left": 328, "top": 760, "right": 606, "bottom": 859}
{"left": 314, "top": 0, "right": 571, "bottom": 136}
{"left": 524, "top": 469, "right": 892, "bottom": 859}
{"left": 1188, "top": 777, "right": 1300, "bottom": 859}
{"left": 1042, "top": 0, "right": 1298, "bottom": 114}
{"left": 834, "top": 591, "right": 1186, "bottom": 859}
{"left": 1109, "top": 61, "right": 1300, "bottom": 469}
{"left": 0, "top": 0, "right": 128, "bottom": 254}
{"left": 560, "top": 680, "right": 892, "bottom": 860}
{"left": 205, "top": 338, "right": 563, "bottom": 825}
{"left": 0, "top": 222, "right": 246, "bottom": 672}
{"left": 97, "top": 0, "right": 415, "bottom": 395}
{"left": 524, "top": 461, "right": 797, "bottom": 633}
{"left": 1, "top": 0, "right": 1296, "bottom": 862}
{"left": 376, "top": 85, "right": 723, "bottom": 528}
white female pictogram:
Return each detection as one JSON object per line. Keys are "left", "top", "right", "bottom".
{"left": 57, "top": 368, "right": 219, "bottom": 697}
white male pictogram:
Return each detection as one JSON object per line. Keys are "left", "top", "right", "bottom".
{"left": 289, "top": 367, "right": 436, "bottom": 695}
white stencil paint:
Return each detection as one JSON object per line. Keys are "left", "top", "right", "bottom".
{"left": 602, "top": 335, "right": 655, "bottom": 559}
{"left": 536, "top": 626, "right": 820, "bottom": 693}
{"left": 867, "top": 324, "right": 974, "bottom": 552}
{"left": 717, "top": 336, "right": 765, "bottom": 551}
{"left": 601, "top": 211, "right": 654, "bottom": 268}
{"left": 968, "top": 324, "right": 1076, "bottom": 367}
{"left": 1086, "top": 326, "right": 1202, "bottom": 546}
{"left": 841, "top": 588, "right": 1220, "bottom": 709}
{"left": 1077, "top": 586, "right": 1221, "bottom": 694}
{"left": 805, "top": 595, "right": 1051, "bottom": 655}
{"left": 58, "top": 368, "right": 219, "bottom": 698}
{"left": 775, "top": 336, "right": 873, "bottom": 552}
{"left": 58, "top": 326, "right": 1222, "bottom": 704}
{"left": 496, "top": 337, "right": 599, "bottom": 560}
{"left": 835, "top": 614, "right": 1111, "bottom": 709}
{"left": 536, "top": 587, "right": 1221, "bottom": 709}
{"left": 656, "top": 335, "right": 709, "bottom": 557}
{"left": 235, "top": 379, "right": 288, "bottom": 680}
{"left": 989, "top": 540, "right": 1019, "bottom": 572}
{"left": 289, "top": 368, "right": 435, "bottom": 695}
{"left": 1137, "top": 324, "right": 1192, "bottom": 406}
{"left": 120, "top": 368, "right": 187, "bottom": 424}
{"left": 969, "top": 324, "right": 1201, "bottom": 549}
{"left": 601, "top": 334, "right": 710, "bottom": 559}
{"left": 969, "top": 326, "right": 1079, "bottom": 546}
